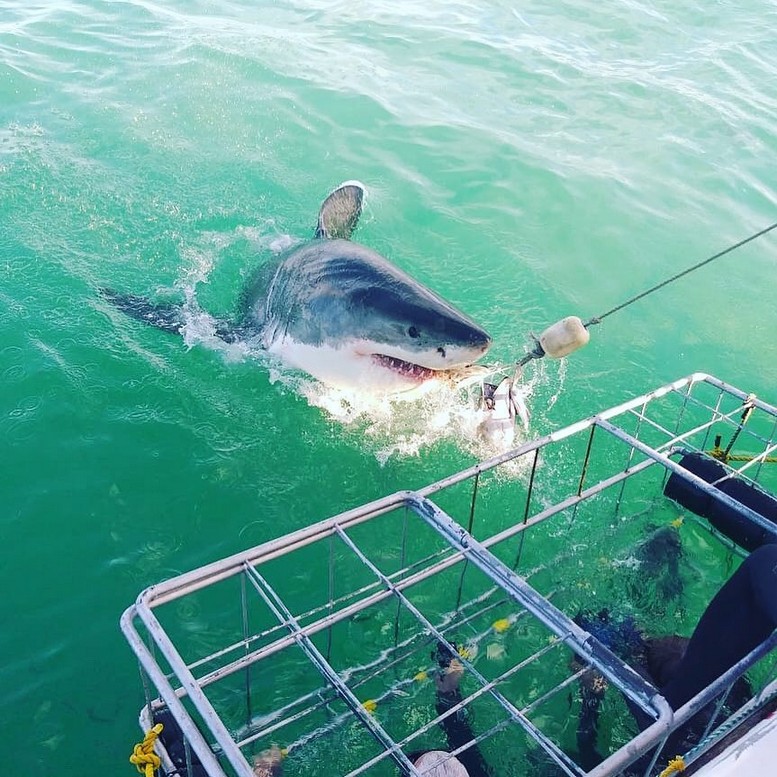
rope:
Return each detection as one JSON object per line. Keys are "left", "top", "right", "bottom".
{"left": 511, "top": 221, "right": 777, "bottom": 369}
{"left": 584, "top": 221, "right": 777, "bottom": 326}
{"left": 682, "top": 684, "right": 777, "bottom": 767}
{"left": 454, "top": 472, "right": 479, "bottom": 612}
{"left": 658, "top": 755, "right": 685, "bottom": 776}
{"left": 722, "top": 394, "right": 756, "bottom": 460}
{"left": 129, "top": 723, "right": 164, "bottom": 777}
{"left": 710, "top": 451, "right": 777, "bottom": 463}
{"left": 516, "top": 342, "right": 546, "bottom": 369}
{"left": 707, "top": 395, "right": 773, "bottom": 463}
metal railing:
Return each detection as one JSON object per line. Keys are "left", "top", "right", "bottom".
{"left": 121, "top": 373, "right": 777, "bottom": 777}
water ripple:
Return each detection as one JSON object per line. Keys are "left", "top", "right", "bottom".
{"left": 3, "top": 3, "right": 777, "bottom": 775}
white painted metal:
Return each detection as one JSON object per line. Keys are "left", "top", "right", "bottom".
{"left": 120, "top": 373, "right": 777, "bottom": 777}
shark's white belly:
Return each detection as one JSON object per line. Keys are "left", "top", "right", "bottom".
{"left": 267, "top": 337, "right": 427, "bottom": 393}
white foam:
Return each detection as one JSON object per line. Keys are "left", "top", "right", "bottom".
{"left": 300, "top": 364, "right": 541, "bottom": 467}
{"left": 170, "top": 225, "right": 543, "bottom": 467}
{"left": 333, "top": 179, "right": 367, "bottom": 197}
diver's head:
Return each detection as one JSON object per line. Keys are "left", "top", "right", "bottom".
{"left": 414, "top": 751, "right": 469, "bottom": 776}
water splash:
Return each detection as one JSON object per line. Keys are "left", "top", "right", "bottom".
{"left": 169, "top": 226, "right": 546, "bottom": 465}
{"left": 299, "top": 366, "right": 541, "bottom": 466}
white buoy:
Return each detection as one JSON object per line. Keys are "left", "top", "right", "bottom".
{"left": 538, "top": 316, "right": 590, "bottom": 359}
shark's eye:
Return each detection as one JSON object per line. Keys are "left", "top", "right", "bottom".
{"left": 408, "top": 326, "right": 420, "bottom": 338}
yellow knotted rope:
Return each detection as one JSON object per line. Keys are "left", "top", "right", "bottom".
{"left": 709, "top": 446, "right": 777, "bottom": 464}
{"left": 658, "top": 755, "right": 685, "bottom": 776}
{"left": 130, "top": 723, "right": 164, "bottom": 777}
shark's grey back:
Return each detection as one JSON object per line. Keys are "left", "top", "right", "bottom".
{"left": 255, "top": 238, "right": 489, "bottom": 351}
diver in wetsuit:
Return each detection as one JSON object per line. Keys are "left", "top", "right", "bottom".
{"left": 405, "top": 646, "right": 490, "bottom": 777}
{"left": 660, "top": 542, "right": 777, "bottom": 708}
{"left": 252, "top": 645, "right": 490, "bottom": 777}
{"left": 576, "top": 542, "right": 777, "bottom": 771}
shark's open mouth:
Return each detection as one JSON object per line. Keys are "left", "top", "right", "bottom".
{"left": 372, "top": 354, "right": 436, "bottom": 382}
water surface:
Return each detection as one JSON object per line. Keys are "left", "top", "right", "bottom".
{"left": 2, "top": 1, "right": 777, "bottom": 773}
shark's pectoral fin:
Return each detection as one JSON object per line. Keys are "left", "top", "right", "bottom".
{"left": 315, "top": 180, "right": 365, "bottom": 240}
{"left": 101, "top": 288, "right": 185, "bottom": 334}
{"left": 101, "top": 288, "right": 241, "bottom": 343}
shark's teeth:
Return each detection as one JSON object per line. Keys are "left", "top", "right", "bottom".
{"left": 372, "top": 354, "right": 436, "bottom": 382}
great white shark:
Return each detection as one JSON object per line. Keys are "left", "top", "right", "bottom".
{"left": 103, "top": 181, "right": 492, "bottom": 392}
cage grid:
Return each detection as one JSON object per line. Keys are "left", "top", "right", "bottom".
{"left": 122, "top": 373, "right": 777, "bottom": 777}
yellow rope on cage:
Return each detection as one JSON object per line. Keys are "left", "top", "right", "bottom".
{"left": 709, "top": 447, "right": 777, "bottom": 463}
{"left": 130, "top": 723, "right": 164, "bottom": 777}
{"left": 658, "top": 755, "right": 685, "bottom": 776}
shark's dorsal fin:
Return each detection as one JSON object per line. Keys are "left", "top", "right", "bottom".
{"left": 315, "top": 180, "right": 365, "bottom": 240}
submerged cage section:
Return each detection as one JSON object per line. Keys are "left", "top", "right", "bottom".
{"left": 122, "top": 373, "right": 777, "bottom": 777}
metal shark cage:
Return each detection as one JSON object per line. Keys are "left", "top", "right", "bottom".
{"left": 122, "top": 373, "right": 777, "bottom": 777}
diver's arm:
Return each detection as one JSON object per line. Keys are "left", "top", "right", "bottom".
{"left": 435, "top": 661, "right": 490, "bottom": 777}
{"left": 576, "top": 672, "right": 606, "bottom": 770}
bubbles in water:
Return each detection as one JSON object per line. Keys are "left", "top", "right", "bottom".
{"left": 269, "top": 234, "right": 298, "bottom": 253}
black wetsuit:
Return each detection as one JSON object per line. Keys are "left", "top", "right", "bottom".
{"left": 576, "top": 543, "right": 777, "bottom": 771}
{"left": 660, "top": 542, "right": 777, "bottom": 709}
{"left": 406, "top": 686, "right": 489, "bottom": 776}
{"left": 435, "top": 687, "right": 490, "bottom": 777}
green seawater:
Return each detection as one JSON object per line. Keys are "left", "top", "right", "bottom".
{"left": 2, "top": 1, "right": 777, "bottom": 774}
